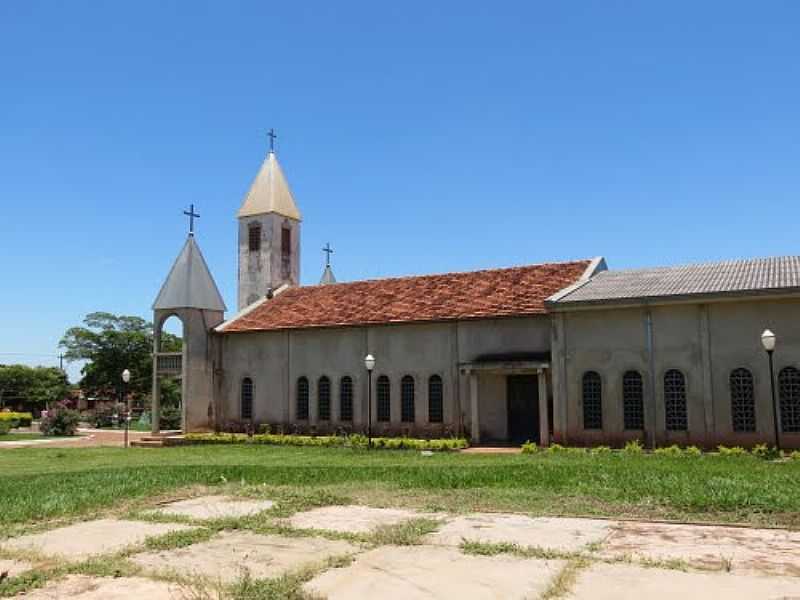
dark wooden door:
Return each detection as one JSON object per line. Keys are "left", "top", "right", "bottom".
{"left": 507, "top": 375, "right": 540, "bottom": 443}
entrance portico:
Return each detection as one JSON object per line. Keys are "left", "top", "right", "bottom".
{"left": 460, "top": 355, "right": 550, "bottom": 446}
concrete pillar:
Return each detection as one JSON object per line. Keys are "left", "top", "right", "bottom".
{"left": 538, "top": 369, "right": 549, "bottom": 446}
{"left": 699, "top": 304, "right": 715, "bottom": 446}
{"left": 470, "top": 372, "right": 480, "bottom": 443}
{"left": 151, "top": 321, "right": 161, "bottom": 435}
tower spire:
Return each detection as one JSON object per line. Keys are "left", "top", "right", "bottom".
{"left": 319, "top": 242, "right": 337, "bottom": 285}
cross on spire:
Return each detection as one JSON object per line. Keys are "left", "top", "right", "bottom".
{"left": 183, "top": 204, "right": 200, "bottom": 235}
{"left": 323, "top": 242, "right": 334, "bottom": 267}
{"left": 267, "top": 128, "right": 277, "bottom": 153}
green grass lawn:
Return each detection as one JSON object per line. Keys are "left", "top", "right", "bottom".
{"left": 1, "top": 444, "right": 799, "bottom": 532}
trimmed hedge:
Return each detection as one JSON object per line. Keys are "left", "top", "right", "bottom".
{"left": 184, "top": 432, "right": 468, "bottom": 451}
{"left": 0, "top": 412, "right": 33, "bottom": 428}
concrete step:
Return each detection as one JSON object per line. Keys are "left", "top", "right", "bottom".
{"left": 130, "top": 440, "right": 165, "bottom": 448}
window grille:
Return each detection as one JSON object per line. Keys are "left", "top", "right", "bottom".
{"left": 622, "top": 371, "right": 644, "bottom": 430}
{"left": 428, "top": 375, "right": 443, "bottom": 423}
{"left": 248, "top": 225, "right": 261, "bottom": 252}
{"left": 296, "top": 377, "right": 309, "bottom": 420}
{"left": 582, "top": 371, "right": 602, "bottom": 430}
{"left": 377, "top": 376, "right": 391, "bottom": 422}
{"left": 664, "top": 369, "right": 688, "bottom": 431}
{"left": 401, "top": 376, "right": 415, "bottom": 423}
{"left": 318, "top": 376, "right": 331, "bottom": 421}
{"left": 241, "top": 378, "right": 254, "bottom": 420}
{"left": 340, "top": 376, "right": 353, "bottom": 422}
{"left": 779, "top": 367, "right": 800, "bottom": 433}
{"left": 730, "top": 368, "right": 756, "bottom": 433}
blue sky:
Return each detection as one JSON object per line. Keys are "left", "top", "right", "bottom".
{"left": 2, "top": 2, "right": 800, "bottom": 381}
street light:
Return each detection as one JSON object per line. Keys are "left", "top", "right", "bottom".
{"left": 364, "top": 354, "right": 375, "bottom": 449}
{"left": 761, "top": 329, "right": 780, "bottom": 451}
{"left": 121, "top": 369, "right": 131, "bottom": 449}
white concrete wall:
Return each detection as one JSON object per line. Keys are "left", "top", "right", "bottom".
{"left": 552, "top": 297, "right": 800, "bottom": 449}
{"left": 216, "top": 315, "right": 552, "bottom": 439}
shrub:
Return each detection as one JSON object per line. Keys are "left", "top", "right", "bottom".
{"left": 717, "top": 445, "right": 748, "bottom": 457}
{"left": 521, "top": 441, "right": 539, "bottom": 454}
{"left": 684, "top": 445, "right": 703, "bottom": 457}
{"left": 545, "top": 443, "right": 567, "bottom": 454}
{"left": 790, "top": 451, "right": 800, "bottom": 461}
{"left": 39, "top": 407, "right": 80, "bottom": 436}
{"left": 623, "top": 439, "right": 644, "bottom": 454}
{"left": 0, "top": 420, "right": 11, "bottom": 435}
{"left": 654, "top": 445, "right": 683, "bottom": 457}
{"left": 183, "top": 432, "right": 468, "bottom": 451}
{"left": 0, "top": 412, "right": 33, "bottom": 428}
{"left": 751, "top": 444, "right": 782, "bottom": 461}
{"left": 160, "top": 405, "right": 182, "bottom": 430}
{"left": 92, "top": 406, "right": 118, "bottom": 428}
{"left": 590, "top": 445, "right": 612, "bottom": 455}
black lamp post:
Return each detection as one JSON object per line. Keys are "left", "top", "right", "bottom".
{"left": 121, "top": 369, "right": 131, "bottom": 449}
{"left": 364, "top": 354, "right": 375, "bottom": 449}
{"left": 761, "top": 329, "right": 780, "bottom": 451}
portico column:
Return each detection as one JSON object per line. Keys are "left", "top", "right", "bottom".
{"left": 538, "top": 368, "right": 549, "bottom": 446}
{"left": 470, "top": 372, "right": 480, "bottom": 444}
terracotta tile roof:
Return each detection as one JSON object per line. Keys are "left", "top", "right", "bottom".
{"left": 220, "top": 260, "right": 591, "bottom": 333}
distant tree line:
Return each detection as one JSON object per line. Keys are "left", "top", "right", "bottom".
{"left": 0, "top": 364, "right": 69, "bottom": 411}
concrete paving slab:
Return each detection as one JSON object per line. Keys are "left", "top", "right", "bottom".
{"left": 150, "top": 495, "right": 274, "bottom": 520}
{"left": 602, "top": 521, "right": 800, "bottom": 576}
{"left": 566, "top": 563, "right": 800, "bottom": 599}
{"left": 19, "top": 575, "right": 182, "bottom": 599}
{"left": 287, "top": 505, "right": 433, "bottom": 534}
{"left": 131, "top": 530, "right": 360, "bottom": 583}
{"left": 427, "top": 513, "right": 613, "bottom": 552}
{"left": 2, "top": 519, "right": 195, "bottom": 561}
{"left": 305, "top": 545, "right": 565, "bottom": 599}
{"left": 0, "top": 558, "right": 33, "bottom": 578}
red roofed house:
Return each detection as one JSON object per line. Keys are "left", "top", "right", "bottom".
{"left": 150, "top": 146, "right": 800, "bottom": 449}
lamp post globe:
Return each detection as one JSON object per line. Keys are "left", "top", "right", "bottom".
{"left": 121, "top": 369, "right": 131, "bottom": 384}
{"left": 364, "top": 354, "right": 375, "bottom": 449}
{"left": 761, "top": 329, "right": 776, "bottom": 353}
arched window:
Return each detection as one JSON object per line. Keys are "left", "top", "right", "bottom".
{"left": 318, "top": 376, "right": 331, "bottom": 421}
{"left": 241, "top": 378, "right": 254, "bottom": 420}
{"left": 664, "top": 369, "right": 688, "bottom": 431}
{"left": 401, "top": 376, "right": 415, "bottom": 423}
{"left": 428, "top": 375, "right": 443, "bottom": 423}
{"left": 622, "top": 371, "right": 644, "bottom": 430}
{"left": 248, "top": 223, "right": 261, "bottom": 252}
{"left": 296, "top": 377, "right": 309, "bottom": 420}
{"left": 779, "top": 366, "right": 800, "bottom": 433}
{"left": 377, "top": 375, "right": 391, "bottom": 422}
{"left": 730, "top": 368, "right": 756, "bottom": 433}
{"left": 340, "top": 376, "right": 353, "bottom": 422}
{"left": 582, "top": 371, "right": 602, "bottom": 430}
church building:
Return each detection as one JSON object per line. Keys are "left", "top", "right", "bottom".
{"left": 151, "top": 145, "right": 800, "bottom": 449}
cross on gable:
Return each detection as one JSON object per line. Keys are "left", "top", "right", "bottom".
{"left": 323, "top": 242, "right": 334, "bottom": 266}
{"left": 267, "top": 128, "right": 277, "bottom": 153}
{"left": 183, "top": 204, "right": 200, "bottom": 235}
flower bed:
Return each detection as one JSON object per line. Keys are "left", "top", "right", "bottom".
{"left": 184, "top": 432, "right": 468, "bottom": 451}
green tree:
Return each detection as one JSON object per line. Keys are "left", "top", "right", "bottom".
{"left": 59, "top": 312, "right": 181, "bottom": 400}
{"left": 0, "top": 365, "right": 69, "bottom": 409}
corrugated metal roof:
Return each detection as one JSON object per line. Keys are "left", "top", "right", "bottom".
{"left": 238, "top": 152, "right": 302, "bottom": 221}
{"left": 152, "top": 236, "right": 227, "bottom": 312}
{"left": 551, "top": 256, "right": 800, "bottom": 305}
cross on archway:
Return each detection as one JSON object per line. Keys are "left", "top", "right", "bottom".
{"left": 183, "top": 204, "right": 200, "bottom": 235}
{"left": 267, "top": 128, "right": 277, "bottom": 153}
{"left": 323, "top": 242, "right": 334, "bottom": 267}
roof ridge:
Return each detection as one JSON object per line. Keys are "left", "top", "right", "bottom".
{"left": 291, "top": 258, "right": 594, "bottom": 292}
{"left": 599, "top": 255, "right": 800, "bottom": 277}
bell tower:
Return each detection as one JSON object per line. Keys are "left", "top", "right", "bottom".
{"left": 237, "top": 130, "right": 302, "bottom": 310}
